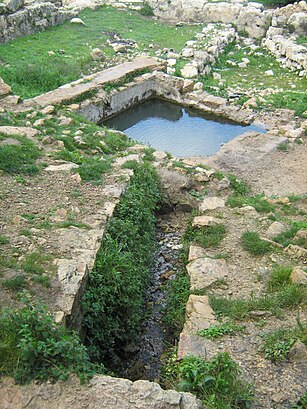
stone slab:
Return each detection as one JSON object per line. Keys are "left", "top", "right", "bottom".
{"left": 186, "top": 257, "right": 228, "bottom": 290}
{"left": 192, "top": 215, "right": 223, "bottom": 227}
{"left": 182, "top": 294, "right": 216, "bottom": 334}
{"left": 188, "top": 245, "right": 207, "bottom": 262}
{"left": 199, "top": 197, "right": 225, "bottom": 212}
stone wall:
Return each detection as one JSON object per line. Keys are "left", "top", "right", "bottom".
{"left": 0, "top": 0, "right": 76, "bottom": 43}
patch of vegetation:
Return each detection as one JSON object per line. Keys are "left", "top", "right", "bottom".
{"left": 2, "top": 275, "right": 26, "bottom": 291}
{"left": 268, "top": 265, "right": 293, "bottom": 292}
{"left": 228, "top": 174, "right": 250, "bottom": 196}
{"left": 139, "top": 2, "right": 154, "bottom": 16}
{"left": 0, "top": 135, "right": 41, "bottom": 175}
{"left": 55, "top": 220, "right": 90, "bottom": 229}
{"left": 227, "top": 194, "right": 276, "bottom": 213}
{"left": 77, "top": 157, "right": 112, "bottom": 183}
{"left": 292, "top": 393, "right": 307, "bottom": 409}
{"left": 260, "top": 325, "right": 306, "bottom": 363}
{"left": 184, "top": 223, "right": 226, "bottom": 249}
{"left": 82, "top": 162, "right": 162, "bottom": 364}
{"left": 277, "top": 142, "right": 289, "bottom": 152}
{"left": 0, "top": 255, "right": 17, "bottom": 271}
{"left": 163, "top": 353, "right": 253, "bottom": 408}
{"left": 31, "top": 274, "right": 51, "bottom": 288}
{"left": 241, "top": 231, "right": 272, "bottom": 255}
{"left": 273, "top": 221, "right": 307, "bottom": 248}
{"left": 21, "top": 252, "right": 51, "bottom": 275}
{"left": 0, "top": 235, "right": 9, "bottom": 245}
{"left": 0, "top": 302, "right": 103, "bottom": 383}
{"left": 198, "top": 322, "right": 246, "bottom": 339}
{"left": 260, "top": 92, "right": 307, "bottom": 117}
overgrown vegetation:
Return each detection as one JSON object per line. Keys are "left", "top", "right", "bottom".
{"left": 162, "top": 352, "right": 253, "bottom": 408}
{"left": 184, "top": 223, "right": 226, "bottom": 249}
{"left": 82, "top": 162, "right": 162, "bottom": 365}
{"left": 0, "top": 301, "right": 103, "bottom": 384}
{"left": 273, "top": 221, "right": 307, "bottom": 248}
{"left": 0, "top": 135, "right": 41, "bottom": 175}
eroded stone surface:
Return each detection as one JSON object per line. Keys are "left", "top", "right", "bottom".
{"left": 187, "top": 257, "right": 228, "bottom": 290}
{"left": 192, "top": 215, "right": 223, "bottom": 227}
{"left": 188, "top": 245, "right": 207, "bottom": 261}
{"left": 199, "top": 197, "right": 225, "bottom": 212}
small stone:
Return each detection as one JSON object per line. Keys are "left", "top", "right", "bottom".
{"left": 45, "top": 163, "right": 79, "bottom": 172}
{"left": 265, "top": 69, "right": 274, "bottom": 76}
{"left": 59, "top": 117, "right": 73, "bottom": 126}
{"left": 33, "top": 118, "right": 45, "bottom": 127}
{"left": 266, "top": 221, "right": 287, "bottom": 239}
{"left": 71, "top": 173, "right": 82, "bottom": 183}
{"left": 290, "top": 267, "right": 307, "bottom": 285}
{"left": 193, "top": 82, "right": 203, "bottom": 91}
{"left": 213, "top": 72, "right": 221, "bottom": 81}
{"left": 182, "top": 79, "right": 194, "bottom": 93}
{"left": 167, "top": 58, "right": 176, "bottom": 67}
{"left": 52, "top": 208, "right": 67, "bottom": 222}
{"left": 91, "top": 48, "right": 104, "bottom": 60}
{"left": 192, "top": 216, "right": 223, "bottom": 227}
{"left": 41, "top": 105, "right": 55, "bottom": 115}
{"left": 289, "top": 340, "right": 307, "bottom": 362}
{"left": 153, "top": 150, "right": 167, "bottom": 161}
{"left": 0, "top": 77, "right": 11, "bottom": 97}
{"left": 181, "top": 64, "right": 198, "bottom": 79}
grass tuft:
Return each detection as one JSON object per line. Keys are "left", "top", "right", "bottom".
{"left": 241, "top": 231, "right": 272, "bottom": 255}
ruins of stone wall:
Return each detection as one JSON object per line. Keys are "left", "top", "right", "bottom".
{"left": 262, "top": 1, "right": 307, "bottom": 75}
{"left": 0, "top": 0, "right": 77, "bottom": 43}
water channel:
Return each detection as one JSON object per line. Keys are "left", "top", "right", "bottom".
{"left": 104, "top": 98, "right": 266, "bottom": 157}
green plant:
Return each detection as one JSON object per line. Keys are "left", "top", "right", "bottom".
{"left": 292, "top": 393, "right": 307, "bottom": 409}
{"left": 0, "top": 235, "right": 9, "bottom": 245}
{"left": 268, "top": 265, "right": 293, "bottom": 292}
{"left": 226, "top": 194, "right": 275, "bottom": 214}
{"left": 21, "top": 252, "right": 51, "bottom": 275}
{"left": 260, "top": 325, "right": 306, "bottom": 363}
{"left": 77, "top": 157, "right": 111, "bottom": 183}
{"left": 0, "top": 135, "right": 41, "bottom": 175}
{"left": 273, "top": 221, "right": 307, "bottom": 247}
{"left": 241, "top": 231, "right": 272, "bottom": 255}
{"left": 198, "top": 322, "right": 245, "bottom": 339}
{"left": 184, "top": 223, "right": 226, "bottom": 249}
{"left": 2, "top": 275, "right": 26, "bottom": 291}
{"left": 176, "top": 353, "right": 253, "bottom": 408}
{"left": 0, "top": 302, "right": 103, "bottom": 383}
{"left": 277, "top": 142, "right": 289, "bottom": 152}
{"left": 143, "top": 147, "right": 155, "bottom": 162}
{"left": 31, "top": 275, "right": 51, "bottom": 287}
{"left": 228, "top": 175, "right": 250, "bottom": 196}
{"left": 82, "top": 162, "right": 162, "bottom": 364}
{"left": 139, "top": 2, "right": 154, "bottom": 16}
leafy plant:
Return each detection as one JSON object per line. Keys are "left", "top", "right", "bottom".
{"left": 0, "top": 302, "right": 103, "bottom": 383}
{"left": 0, "top": 235, "right": 9, "bottom": 245}
{"left": 198, "top": 322, "right": 246, "bottom": 339}
{"left": 82, "top": 162, "right": 162, "bottom": 364}
{"left": 77, "top": 157, "right": 112, "bottom": 183}
{"left": 273, "top": 221, "right": 307, "bottom": 248}
{"left": 176, "top": 353, "right": 253, "bottom": 408}
{"left": 241, "top": 231, "right": 272, "bottom": 255}
{"left": 292, "top": 393, "right": 307, "bottom": 409}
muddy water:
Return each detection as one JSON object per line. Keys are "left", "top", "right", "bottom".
{"left": 121, "top": 216, "right": 185, "bottom": 382}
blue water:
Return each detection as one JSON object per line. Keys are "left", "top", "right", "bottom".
{"left": 104, "top": 98, "right": 266, "bottom": 157}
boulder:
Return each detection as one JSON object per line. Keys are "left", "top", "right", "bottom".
{"left": 0, "top": 77, "right": 11, "bottom": 97}
{"left": 199, "top": 196, "right": 225, "bottom": 212}
{"left": 186, "top": 257, "right": 228, "bottom": 290}
{"left": 2, "top": 0, "right": 24, "bottom": 13}
{"left": 181, "top": 63, "right": 198, "bottom": 78}
{"left": 183, "top": 294, "right": 216, "bottom": 333}
{"left": 192, "top": 216, "right": 223, "bottom": 227}
{"left": 266, "top": 221, "right": 287, "bottom": 239}
{"left": 91, "top": 48, "right": 104, "bottom": 60}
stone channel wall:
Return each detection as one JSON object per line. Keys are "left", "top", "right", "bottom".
{"left": 0, "top": 0, "right": 76, "bottom": 43}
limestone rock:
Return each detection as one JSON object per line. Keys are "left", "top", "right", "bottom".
{"left": 0, "top": 77, "right": 11, "bottom": 97}
{"left": 295, "top": 229, "right": 307, "bottom": 242}
{"left": 2, "top": 0, "right": 24, "bottom": 13}
{"left": 177, "top": 333, "right": 218, "bottom": 360}
{"left": 0, "top": 126, "right": 40, "bottom": 138}
{"left": 199, "top": 196, "right": 225, "bottom": 212}
{"left": 70, "top": 17, "right": 86, "bottom": 26}
{"left": 41, "top": 105, "right": 55, "bottom": 115}
{"left": 199, "top": 93, "right": 226, "bottom": 109}
{"left": 91, "top": 48, "right": 104, "bottom": 60}
{"left": 266, "top": 221, "right": 287, "bottom": 239}
{"left": 216, "top": 177, "right": 230, "bottom": 190}
{"left": 192, "top": 216, "right": 223, "bottom": 228}
{"left": 290, "top": 267, "right": 307, "bottom": 285}
{"left": 181, "top": 64, "right": 198, "bottom": 78}
{"left": 289, "top": 340, "right": 307, "bottom": 363}
{"left": 188, "top": 245, "right": 207, "bottom": 261}
{"left": 285, "top": 244, "right": 307, "bottom": 261}
{"left": 45, "top": 163, "right": 79, "bottom": 172}
{"left": 186, "top": 257, "right": 228, "bottom": 290}
{"left": 183, "top": 294, "right": 216, "bottom": 334}
{"left": 0, "top": 374, "right": 202, "bottom": 409}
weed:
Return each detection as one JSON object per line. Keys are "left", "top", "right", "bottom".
{"left": 174, "top": 353, "right": 253, "bottom": 408}
{"left": 0, "top": 301, "right": 103, "bottom": 383}
{"left": 213, "top": 171, "right": 224, "bottom": 180}
{"left": 19, "top": 229, "right": 32, "bottom": 237}
{"left": 31, "top": 275, "right": 51, "bottom": 287}
{"left": 198, "top": 322, "right": 245, "bottom": 339}
{"left": 277, "top": 142, "right": 289, "bottom": 152}
{"left": 139, "top": 2, "right": 154, "bottom": 16}
{"left": 241, "top": 231, "right": 272, "bottom": 255}
{"left": 0, "top": 235, "right": 9, "bottom": 245}
{"left": 0, "top": 136, "right": 41, "bottom": 175}
{"left": 292, "top": 393, "right": 307, "bottom": 409}
{"left": 2, "top": 275, "right": 26, "bottom": 291}
{"left": 70, "top": 189, "right": 83, "bottom": 198}
{"left": 143, "top": 147, "right": 155, "bottom": 162}
{"left": 15, "top": 175, "right": 27, "bottom": 184}
{"left": 226, "top": 193, "right": 275, "bottom": 213}
{"left": 184, "top": 224, "right": 226, "bottom": 249}
{"left": 268, "top": 265, "right": 293, "bottom": 292}
{"left": 260, "top": 325, "right": 306, "bottom": 363}
{"left": 82, "top": 162, "right": 161, "bottom": 364}
{"left": 0, "top": 255, "right": 17, "bottom": 270}
{"left": 273, "top": 221, "right": 307, "bottom": 247}
{"left": 21, "top": 252, "right": 51, "bottom": 275}
{"left": 77, "top": 157, "right": 112, "bottom": 183}
{"left": 228, "top": 175, "right": 250, "bottom": 196}
{"left": 55, "top": 149, "right": 84, "bottom": 164}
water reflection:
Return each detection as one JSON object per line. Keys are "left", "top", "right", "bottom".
{"left": 104, "top": 98, "right": 266, "bottom": 157}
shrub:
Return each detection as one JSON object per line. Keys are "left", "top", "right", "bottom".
{"left": 0, "top": 302, "right": 102, "bottom": 384}
{"left": 198, "top": 321, "right": 246, "bottom": 339}
{"left": 82, "top": 162, "right": 162, "bottom": 364}
{"left": 2, "top": 275, "right": 26, "bottom": 291}
{"left": 139, "top": 2, "right": 154, "bottom": 16}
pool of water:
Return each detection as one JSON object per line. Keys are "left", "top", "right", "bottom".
{"left": 104, "top": 98, "right": 266, "bottom": 157}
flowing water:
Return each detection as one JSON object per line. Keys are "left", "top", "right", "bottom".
{"left": 104, "top": 98, "right": 266, "bottom": 157}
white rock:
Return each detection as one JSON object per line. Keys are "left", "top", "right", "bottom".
{"left": 181, "top": 64, "right": 198, "bottom": 78}
{"left": 70, "top": 18, "right": 86, "bottom": 26}
{"left": 265, "top": 70, "right": 274, "bottom": 76}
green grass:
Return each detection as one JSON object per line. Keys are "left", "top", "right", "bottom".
{"left": 198, "top": 322, "right": 246, "bottom": 339}
{"left": 21, "top": 252, "right": 52, "bottom": 275}
{"left": 227, "top": 194, "right": 276, "bottom": 213}
{"left": 0, "top": 235, "right": 9, "bottom": 245}
{"left": 200, "top": 42, "right": 307, "bottom": 116}
{"left": 77, "top": 157, "right": 112, "bottom": 183}
{"left": 273, "top": 221, "right": 307, "bottom": 248}
{"left": 268, "top": 265, "right": 293, "bottom": 292}
{"left": 241, "top": 231, "right": 272, "bottom": 255}
{"left": 2, "top": 275, "right": 26, "bottom": 291}
{"left": 0, "top": 135, "right": 41, "bottom": 174}
{"left": 184, "top": 223, "right": 226, "bottom": 249}
{"left": 0, "top": 6, "right": 200, "bottom": 98}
